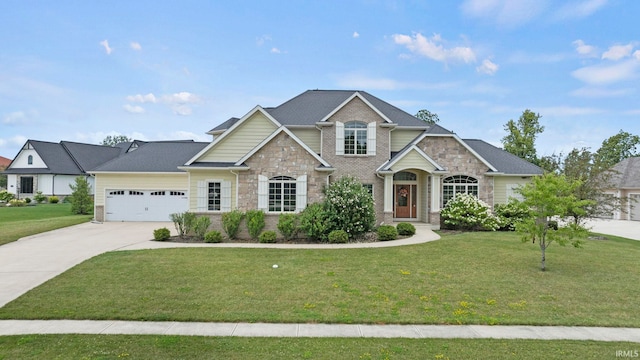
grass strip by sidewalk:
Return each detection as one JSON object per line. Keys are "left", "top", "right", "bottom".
{"left": 0, "top": 335, "right": 634, "bottom": 360}
{"left": 1, "top": 232, "right": 638, "bottom": 327}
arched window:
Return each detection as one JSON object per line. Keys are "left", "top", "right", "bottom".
{"left": 27, "top": 155, "right": 33, "bottom": 165}
{"left": 393, "top": 171, "right": 417, "bottom": 181}
{"left": 443, "top": 175, "right": 478, "bottom": 205}
{"left": 344, "top": 121, "right": 367, "bottom": 155}
{"left": 269, "top": 176, "right": 297, "bottom": 212}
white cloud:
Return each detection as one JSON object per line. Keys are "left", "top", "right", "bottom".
{"left": 122, "top": 104, "right": 145, "bottom": 114}
{"left": 270, "top": 47, "right": 281, "bottom": 54}
{"left": 256, "top": 35, "right": 272, "bottom": 46}
{"left": 602, "top": 43, "right": 634, "bottom": 60}
{"left": 554, "top": 0, "right": 608, "bottom": 20}
{"left": 130, "top": 42, "right": 142, "bottom": 51}
{"left": 392, "top": 33, "right": 476, "bottom": 63}
{"left": 171, "top": 105, "right": 192, "bottom": 116}
{"left": 572, "top": 60, "right": 639, "bottom": 84}
{"left": 0, "top": 135, "right": 28, "bottom": 148}
{"left": 100, "top": 39, "right": 113, "bottom": 55}
{"left": 162, "top": 92, "right": 199, "bottom": 104}
{"left": 572, "top": 39, "right": 598, "bottom": 57}
{"left": 635, "top": 50, "right": 640, "bottom": 60}
{"left": 570, "top": 86, "right": 633, "bottom": 98}
{"left": 353, "top": 31, "right": 360, "bottom": 38}
{"left": 3, "top": 111, "right": 29, "bottom": 125}
{"left": 126, "top": 93, "right": 157, "bottom": 103}
{"left": 476, "top": 59, "right": 499, "bottom": 75}
{"left": 460, "top": 0, "right": 548, "bottom": 26}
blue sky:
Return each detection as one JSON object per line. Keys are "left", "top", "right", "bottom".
{"left": 2, "top": 0, "right": 639, "bottom": 160}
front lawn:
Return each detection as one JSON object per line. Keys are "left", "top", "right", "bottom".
{"left": 0, "top": 203, "right": 92, "bottom": 245}
{"left": 0, "top": 335, "right": 633, "bottom": 360}
{"left": 1, "top": 232, "right": 638, "bottom": 327}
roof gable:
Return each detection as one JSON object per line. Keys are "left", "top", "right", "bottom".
{"left": 61, "top": 141, "right": 122, "bottom": 172}
{"left": 379, "top": 145, "right": 445, "bottom": 173}
{"left": 609, "top": 157, "right": 640, "bottom": 188}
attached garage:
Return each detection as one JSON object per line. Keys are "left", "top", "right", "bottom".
{"left": 105, "top": 189, "right": 188, "bottom": 222}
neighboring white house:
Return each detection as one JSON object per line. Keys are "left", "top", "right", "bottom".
{"left": 603, "top": 157, "right": 640, "bottom": 221}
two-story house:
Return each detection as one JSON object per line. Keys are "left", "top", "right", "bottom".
{"left": 90, "top": 90, "right": 542, "bottom": 227}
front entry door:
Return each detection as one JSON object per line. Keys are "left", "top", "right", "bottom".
{"left": 395, "top": 184, "right": 417, "bottom": 218}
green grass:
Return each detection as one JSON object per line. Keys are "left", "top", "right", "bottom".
{"left": 0, "top": 203, "right": 92, "bottom": 245}
{"left": 1, "top": 231, "right": 638, "bottom": 327}
{"left": 0, "top": 335, "right": 634, "bottom": 360}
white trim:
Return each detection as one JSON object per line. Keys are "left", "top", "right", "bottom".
{"left": 258, "top": 175, "right": 268, "bottom": 210}
{"left": 367, "top": 122, "right": 376, "bottom": 156}
{"left": 296, "top": 174, "right": 307, "bottom": 212}
{"left": 411, "top": 133, "right": 499, "bottom": 172}
{"left": 378, "top": 145, "right": 445, "bottom": 173}
{"left": 318, "top": 92, "right": 393, "bottom": 123}
{"left": 335, "top": 121, "right": 344, "bottom": 155}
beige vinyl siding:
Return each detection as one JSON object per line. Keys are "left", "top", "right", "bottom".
{"left": 390, "top": 150, "right": 436, "bottom": 172}
{"left": 391, "top": 129, "right": 423, "bottom": 152}
{"left": 94, "top": 173, "right": 188, "bottom": 206}
{"left": 493, "top": 176, "right": 532, "bottom": 205}
{"left": 289, "top": 127, "right": 321, "bottom": 154}
{"left": 188, "top": 171, "right": 237, "bottom": 211}
{"left": 197, "top": 112, "right": 278, "bottom": 163}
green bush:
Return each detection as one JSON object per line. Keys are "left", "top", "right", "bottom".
{"left": 377, "top": 225, "right": 398, "bottom": 241}
{"left": 259, "top": 230, "right": 277, "bottom": 243}
{"left": 440, "top": 193, "right": 500, "bottom": 231}
{"left": 245, "top": 209, "right": 265, "bottom": 240}
{"left": 396, "top": 222, "right": 416, "bottom": 236}
{"left": 183, "top": 212, "right": 197, "bottom": 235}
{"left": 494, "top": 199, "right": 533, "bottom": 231}
{"left": 153, "top": 227, "right": 171, "bottom": 241}
{"left": 34, "top": 191, "right": 47, "bottom": 204}
{"left": 299, "top": 203, "right": 329, "bottom": 242}
{"left": 69, "top": 177, "right": 93, "bottom": 214}
{"left": 222, "top": 210, "right": 244, "bottom": 240}
{"left": 277, "top": 213, "right": 299, "bottom": 240}
{"left": 24, "top": 197, "right": 32, "bottom": 204}
{"left": 0, "top": 190, "right": 15, "bottom": 202}
{"left": 204, "top": 230, "right": 223, "bottom": 243}
{"left": 48, "top": 196, "right": 59, "bottom": 204}
{"left": 8, "top": 199, "right": 27, "bottom": 207}
{"left": 193, "top": 216, "right": 212, "bottom": 240}
{"left": 170, "top": 212, "right": 187, "bottom": 238}
{"left": 324, "top": 176, "right": 375, "bottom": 237}
{"left": 328, "top": 229, "right": 349, "bottom": 243}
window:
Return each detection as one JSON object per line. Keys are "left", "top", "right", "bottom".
{"left": 344, "top": 121, "right": 367, "bottom": 155}
{"left": 442, "top": 175, "right": 478, "bottom": 205}
{"left": 393, "top": 171, "right": 417, "bottom": 181}
{"left": 27, "top": 155, "right": 33, "bottom": 165}
{"left": 268, "top": 176, "right": 296, "bottom": 212}
{"left": 20, "top": 176, "right": 34, "bottom": 193}
{"left": 170, "top": 191, "right": 185, "bottom": 196}
{"left": 109, "top": 190, "right": 125, "bottom": 195}
{"left": 150, "top": 191, "right": 165, "bottom": 196}
{"left": 129, "top": 191, "right": 144, "bottom": 196}
{"left": 208, "top": 182, "right": 221, "bottom": 211}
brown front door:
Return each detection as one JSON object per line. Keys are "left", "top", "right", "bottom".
{"left": 395, "top": 185, "right": 417, "bottom": 218}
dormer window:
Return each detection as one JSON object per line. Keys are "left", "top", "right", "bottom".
{"left": 335, "top": 121, "right": 376, "bottom": 156}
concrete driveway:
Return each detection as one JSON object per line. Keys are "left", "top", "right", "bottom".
{"left": 0, "top": 221, "right": 172, "bottom": 308}
{"left": 585, "top": 219, "right": 640, "bottom": 240}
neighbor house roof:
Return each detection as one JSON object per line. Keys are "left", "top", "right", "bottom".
{"left": 608, "top": 157, "right": 640, "bottom": 189}
{"left": 463, "top": 139, "right": 544, "bottom": 175}
{"left": 91, "top": 141, "right": 209, "bottom": 172}
{"left": 208, "top": 90, "right": 433, "bottom": 132}
{"left": 0, "top": 156, "right": 11, "bottom": 168}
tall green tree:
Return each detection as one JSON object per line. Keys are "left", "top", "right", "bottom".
{"left": 516, "top": 173, "right": 591, "bottom": 271}
{"left": 415, "top": 109, "right": 440, "bottom": 124}
{"left": 594, "top": 130, "right": 640, "bottom": 169}
{"left": 69, "top": 177, "right": 93, "bottom": 215}
{"left": 501, "top": 110, "right": 544, "bottom": 164}
{"left": 101, "top": 135, "right": 132, "bottom": 146}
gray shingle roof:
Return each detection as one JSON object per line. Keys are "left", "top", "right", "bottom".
{"left": 209, "top": 90, "right": 437, "bottom": 131}
{"left": 61, "top": 141, "right": 122, "bottom": 172}
{"left": 609, "top": 157, "right": 640, "bottom": 188}
{"left": 92, "top": 141, "right": 209, "bottom": 172}
{"left": 463, "top": 139, "right": 543, "bottom": 175}
{"left": 3, "top": 140, "right": 82, "bottom": 175}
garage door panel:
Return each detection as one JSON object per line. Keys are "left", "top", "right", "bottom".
{"left": 631, "top": 194, "right": 640, "bottom": 221}
{"left": 106, "top": 189, "right": 188, "bottom": 222}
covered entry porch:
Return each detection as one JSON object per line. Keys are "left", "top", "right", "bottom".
{"left": 380, "top": 169, "right": 445, "bottom": 225}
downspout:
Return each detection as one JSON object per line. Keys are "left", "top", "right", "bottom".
{"left": 52, "top": 174, "right": 56, "bottom": 196}
{"left": 230, "top": 169, "right": 239, "bottom": 210}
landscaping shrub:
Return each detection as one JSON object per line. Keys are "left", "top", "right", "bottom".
{"left": 69, "top": 177, "right": 93, "bottom": 215}
{"left": 440, "top": 193, "right": 500, "bottom": 231}
{"left": 377, "top": 225, "right": 398, "bottom": 241}
{"left": 0, "top": 190, "right": 15, "bottom": 203}
{"left": 494, "top": 199, "right": 533, "bottom": 231}
{"left": 259, "top": 230, "right": 277, "bottom": 243}
{"left": 328, "top": 229, "right": 348, "bottom": 244}
{"left": 170, "top": 212, "right": 188, "bottom": 238}
{"left": 153, "top": 227, "right": 171, "bottom": 241}
{"left": 245, "top": 209, "right": 265, "bottom": 240}
{"left": 8, "top": 199, "right": 27, "bottom": 207}
{"left": 222, "top": 210, "right": 244, "bottom": 240}
{"left": 277, "top": 213, "right": 299, "bottom": 240}
{"left": 324, "top": 175, "right": 375, "bottom": 237}
{"left": 24, "top": 197, "right": 32, "bottom": 204}
{"left": 396, "top": 222, "right": 416, "bottom": 236}
{"left": 299, "top": 203, "right": 329, "bottom": 242}
{"left": 48, "top": 196, "right": 59, "bottom": 204}
{"left": 193, "top": 216, "right": 212, "bottom": 241}
{"left": 34, "top": 191, "right": 47, "bottom": 204}
{"left": 204, "top": 230, "right": 223, "bottom": 243}
{"left": 183, "top": 212, "right": 197, "bottom": 236}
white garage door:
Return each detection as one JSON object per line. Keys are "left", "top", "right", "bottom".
{"left": 631, "top": 194, "right": 640, "bottom": 221}
{"left": 105, "top": 190, "right": 188, "bottom": 222}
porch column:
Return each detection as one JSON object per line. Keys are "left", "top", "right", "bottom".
{"left": 384, "top": 173, "right": 393, "bottom": 213}
{"left": 430, "top": 175, "right": 441, "bottom": 212}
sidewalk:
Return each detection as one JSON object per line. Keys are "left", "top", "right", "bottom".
{"left": 1, "top": 320, "right": 639, "bottom": 342}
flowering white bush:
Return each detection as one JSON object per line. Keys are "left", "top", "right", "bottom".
{"left": 440, "top": 193, "right": 500, "bottom": 231}
{"left": 324, "top": 175, "right": 375, "bottom": 237}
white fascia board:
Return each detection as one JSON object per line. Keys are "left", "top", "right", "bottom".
{"left": 185, "top": 106, "right": 282, "bottom": 165}
{"left": 318, "top": 92, "right": 392, "bottom": 123}
{"left": 376, "top": 145, "right": 445, "bottom": 172}
{"left": 235, "top": 126, "right": 332, "bottom": 168}
{"left": 89, "top": 171, "right": 187, "bottom": 175}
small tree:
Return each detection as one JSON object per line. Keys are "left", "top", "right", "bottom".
{"left": 415, "top": 109, "right": 440, "bottom": 124}
{"left": 516, "top": 173, "right": 591, "bottom": 271}
{"left": 501, "top": 109, "right": 544, "bottom": 164}
{"left": 101, "top": 135, "right": 132, "bottom": 146}
{"left": 324, "top": 175, "right": 375, "bottom": 237}
{"left": 69, "top": 177, "right": 93, "bottom": 215}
